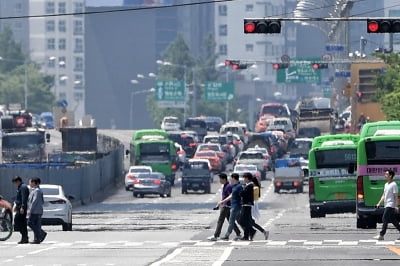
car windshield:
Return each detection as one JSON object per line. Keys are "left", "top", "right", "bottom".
{"left": 165, "top": 118, "right": 178, "bottom": 123}
{"left": 240, "top": 153, "right": 263, "bottom": 159}
{"left": 137, "top": 173, "right": 160, "bottom": 179}
{"left": 235, "top": 165, "right": 257, "bottom": 171}
{"left": 199, "top": 145, "right": 219, "bottom": 151}
{"left": 130, "top": 168, "right": 151, "bottom": 173}
{"left": 196, "top": 152, "right": 216, "bottom": 157}
{"left": 41, "top": 187, "right": 60, "bottom": 196}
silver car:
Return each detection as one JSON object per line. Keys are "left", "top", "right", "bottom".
{"left": 133, "top": 172, "right": 172, "bottom": 198}
{"left": 233, "top": 164, "right": 261, "bottom": 183}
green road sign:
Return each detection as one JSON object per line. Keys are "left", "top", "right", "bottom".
{"left": 322, "top": 87, "right": 331, "bottom": 98}
{"left": 277, "top": 58, "right": 321, "bottom": 84}
{"left": 204, "top": 82, "right": 235, "bottom": 102}
{"left": 155, "top": 80, "right": 185, "bottom": 101}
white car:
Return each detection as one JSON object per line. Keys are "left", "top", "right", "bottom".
{"left": 161, "top": 116, "right": 181, "bottom": 131}
{"left": 125, "top": 165, "right": 153, "bottom": 191}
{"left": 233, "top": 164, "right": 261, "bottom": 182}
{"left": 41, "top": 184, "right": 73, "bottom": 231}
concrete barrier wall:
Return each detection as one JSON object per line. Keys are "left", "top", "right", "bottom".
{"left": 0, "top": 134, "right": 124, "bottom": 205}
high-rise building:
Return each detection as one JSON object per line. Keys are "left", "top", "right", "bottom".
{"left": 0, "top": 0, "right": 86, "bottom": 122}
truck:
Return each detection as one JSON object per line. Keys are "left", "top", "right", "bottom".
{"left": 295, "top": 97, "right": 335, "bottom": 138}
{"left": 274, "top": 158, "right": 304, "bottom": 193}
{"left": 1, "top": 111, "right": 50, "bottom": 163}
{"left": 181, "top": 159, "right": 213, "bottom": 194}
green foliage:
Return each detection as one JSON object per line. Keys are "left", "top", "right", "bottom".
{"left": 0, "top": 26, "right": 55, "bottom": 113}
{"left": 372, "top": 52, "right": 400, "bottom": 119}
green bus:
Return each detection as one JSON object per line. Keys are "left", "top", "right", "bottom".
{"left": 308, "top": 134, "right": 359, "bottom": 218}
{"left": 355, "top": 121, "right": 400, "bottom": 228}
{"left": 130, "top": 129, "right": 178, "bottom": 185}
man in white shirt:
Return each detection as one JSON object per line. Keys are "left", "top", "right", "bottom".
{"left": 374, "top": 170, "right": 400, "bottom": 241}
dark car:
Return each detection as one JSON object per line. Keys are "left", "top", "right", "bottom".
{"left": 132, "top": 172, "right": 172, "bottom": 198}
{"left": 184, "top": 118, "right": 207, "bottom": 142}
{"left": 167, "top": 131, "right": 198, "bottom": 158}
{"left": 203, "top": 116, "right": 224, "bottom": 132}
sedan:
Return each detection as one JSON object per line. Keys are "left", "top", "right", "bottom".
{"left": 133, "top": 172, "right": 171, "bottom": 198}
{"left": 41, "top": 184, "right": 73, "bottom": 231}
{"left": 194, "top": 150, "right": 222, "bottom": 172}
{"left": 233, "top": 164, "right": 261, "bottom": 182}
{"left": 125, "top": 165, "right": 153, "bottom": 191}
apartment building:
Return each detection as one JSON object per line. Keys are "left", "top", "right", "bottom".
{"left": 0, "top": 0, "right": 85, "bottom": 122}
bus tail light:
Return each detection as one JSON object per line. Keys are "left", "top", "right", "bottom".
{"left": 357, "top": 176, "right": 364, "bottom": 201}
{"left": 309, "top": 177, "right": 315, "bottom": 200}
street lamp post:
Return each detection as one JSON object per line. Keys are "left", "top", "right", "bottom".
{"left": 129, "top": 79, "right": 155, "bottom": 129}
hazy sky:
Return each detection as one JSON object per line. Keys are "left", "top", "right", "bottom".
{"left": 86, "top": 0, "right": 123, "bottom": 6}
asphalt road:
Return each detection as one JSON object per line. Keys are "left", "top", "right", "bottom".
{"left": 1, "top": 130, "right": 400, "bottom": 266}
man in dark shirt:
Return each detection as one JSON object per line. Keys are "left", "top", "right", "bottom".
{"left": 219, "top": 173, "right": 243, "bottom": 241}
{"left": 239, "top": 172, "right": 256, "bottom": 240}
{"left": 208, "top": 173, "right": 241, "bottom": 241}
{"left": 12, "top": 176, "right": 30, "bottom": 244}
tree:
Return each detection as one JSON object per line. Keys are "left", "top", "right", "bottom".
{"left": 374, "top": 53, "right": 400, "bottom": 119}
{"left": 0, "top": 26, "right": 55, "bottom": 113}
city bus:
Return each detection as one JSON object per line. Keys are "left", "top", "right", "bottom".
{"left": 129, "top": 129, "right": 178, "bottom": 185}
{"left": 354, "top": 121, "right": 400, "bottom": 228}
{"left": 308, "top": 134, "right": 359, "bottom": 218}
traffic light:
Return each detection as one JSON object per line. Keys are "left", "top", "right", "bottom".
{"left": 244, "top": 19, "right": 281, "bottom": 34}
{"left": 367, "top": 19, "right": 400, "bottom": 33}
{"left": 225, "top": 60, "right": 248, "bottom": 70}
{"left": 272, "top": 63, "right": 289, "bottom": 70}
{"left": 311, "top": 63, "right": 328, "bottom": 70}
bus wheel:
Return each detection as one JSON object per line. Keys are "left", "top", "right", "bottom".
{"left": 367, "top": 218, "right": 377, "bottom": 229}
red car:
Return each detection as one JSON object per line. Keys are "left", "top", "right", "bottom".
{"left": 194, "top": 150, "right": 222, "bottom": 172}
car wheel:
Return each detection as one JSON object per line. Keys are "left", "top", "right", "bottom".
{"left": 167, "top": 189, "right": 171, "bottom": 197}
{"left": 140, "top": 194, "right": 144, "bottom": 198}
{"left": 62, "top": 222, "right": 72, "bottom": 231}
{"left": 133, "top": 193, "right": 138, "bottom": 197}
{"left": 125, "top": 186, "right": 130, "bottom": 191}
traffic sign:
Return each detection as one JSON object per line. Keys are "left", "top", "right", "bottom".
{"left": 155, "top": 80, "right": 185, "bottom": 101}
{"left": 204, "top": 82, "right": 234, "bottom": 102}
{"left": 276, "top": 58, "right": 321, "bottom": 84}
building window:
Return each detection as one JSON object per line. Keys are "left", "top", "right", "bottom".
{"left": 74, "top": 74, "right": 84, "bottom": 89}
{"left": 46, "top": 20, "right": 55, "bottom": 32}
{"left": 59, "top": 56, "right": 66, "bottom": 68}
{"left": 218, "top": 5, "right": 227, "bottom": 16}
{"left": 219, "top": 44, "right": 227, "bottom": 55}
{"left": 245, "top": 4, "right": 253, "bottom": 12}
{"left": 74, "top": 92, "right": 84, "bottom": 101}
{"left": 74, "top": 56, "right": 83, "bottom": 71}
{"left": 59, "top": 39, "right": 67, "bottom": 50}
{"left": 74, "top": 38, "right": 83, "bottom": 53}
{"left": 74, "top": 2, "right": 84, "bottom": 14}
{"left": 59, "top": 75, "right": 68, "bottom": 86}
{"left": 245, "top": 44, "right": 254, "bottom": 52}
{"left": 219, "top": 25, "right": 227, "bottom": 36}
{"left": 58, "top": 2, "right": 66, "bottom": 13}
{"left": 15, "top": 3, "right": 23, "bottom": 13}
{"left": 58, "top": 20, "right": 66, "bottom": 32}
{"left": 47, "top": 38, "right": 55, "bottom": 50}
{"left": 46, "top": 2, "right": 55, "bottom": 14}
{"left": 47, "top": 58, "right": 55, "bottom": 68}
{"left": 73, "top": 20, "right": 83, "bottom": 35}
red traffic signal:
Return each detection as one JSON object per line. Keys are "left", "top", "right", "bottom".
{"left": 272, "top": 63, "right": 289, "bottom": 70}
{"left": 244, "top": 19, "right": 281, "bottom": 34}
{"left": 311, "top": 63, "right": 328, "bottom": 70}
{"left": 367, "top": 19, "right": 400, "bottom": 33}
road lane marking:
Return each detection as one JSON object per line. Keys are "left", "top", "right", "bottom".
{"left": 28, "top": 247, "right": 55, "bottom": 255}
{"left": 388, "top": 246, "right": 400, "bottom": 255}
{"left": 212, "top": 246, "right": 233, "bottom": 266}
{"left": 149, "top": 247, "right": 183, "bottom": 266}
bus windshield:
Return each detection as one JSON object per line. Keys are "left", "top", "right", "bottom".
{"left": 261, "top": 105, "right": 289, "bottom": 117}
{"left": 139, "top": 143, "right": 170, "bottom": 155}
{"left": 365, "top": 140, "right": 400, "bottom": 164}
{"left": 2, "top": 135, "right": 44, "bottom": 149}
{"left": 315, "top": 149, "right": 356, "bottom": 168}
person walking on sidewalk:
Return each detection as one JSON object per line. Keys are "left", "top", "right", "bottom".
{"left": 238, "top": 172, "right": 255, "bottom": 241}
{"left": 251, "top": 177, "right": 269, "bottom": 240}
{"left": 374, "top": 169, "right": 400, "bottom": 241}
{"left": 219, "top": 173, "right": 243, "bottom": 241}
{"left": 208, "top": 173, "right": 241, "bottom": 241}
{"left": 27, "top": 177, "right": 47, "bottom": 244}
{"left": 12, "top": 176, "right": 30, "bottom": 244}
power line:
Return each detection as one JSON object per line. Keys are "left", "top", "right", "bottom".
{"left": 0, "top": 0, "right": 236, "bottom": 20}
